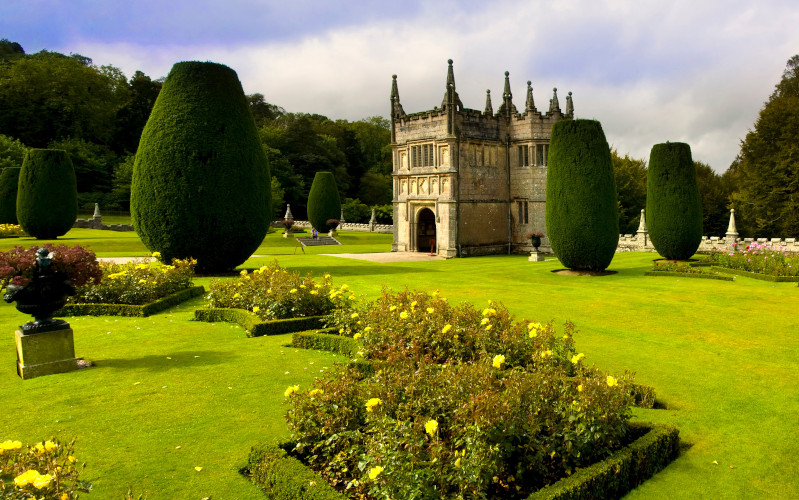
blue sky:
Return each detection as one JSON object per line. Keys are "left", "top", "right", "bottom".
{"left": 3, "top": 0, "right": 799, "bottom": 172}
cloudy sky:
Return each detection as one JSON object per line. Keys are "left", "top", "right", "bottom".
{"left": 3, "top": 0, "right": 799, "bottom": 172}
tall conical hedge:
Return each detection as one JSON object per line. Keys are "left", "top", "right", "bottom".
{"left": 545, "top": 119, "right": 619, "bottom": 271}
{"left": 131, "top": 61, "right": 271, "bottom": 273}
{"left": 646, "top": 142, "right": 702, "bottom": 260}
{"left": 0, "top": 167, "right": 21, "bottom": 224}
{"left": 17, "top": 149, "right": 77, "bottom": 239}
{"left": 307, "top": 172, "right": 341, "bottom": 232}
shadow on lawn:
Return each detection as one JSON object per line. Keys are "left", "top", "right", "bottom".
{"left": 93, "top": 350, "right": 233, "bottom": 371}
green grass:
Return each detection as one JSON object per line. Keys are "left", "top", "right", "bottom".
{"left": 1, "top": 231, "right": 797, "bottom": 499}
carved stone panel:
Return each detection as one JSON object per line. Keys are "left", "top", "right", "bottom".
{"left": 419, "top": 178, "right": 427, "bottom": 194}
{"left": 440, "top": 146, "right": 449, "bottom": 167}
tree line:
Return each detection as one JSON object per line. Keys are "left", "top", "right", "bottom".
{"left": 1, "top": 38, "right": 797, "bottom": 237}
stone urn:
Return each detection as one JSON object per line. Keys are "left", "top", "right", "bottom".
{"left": 531, "top": 235, "right": 542, "bottom": 250}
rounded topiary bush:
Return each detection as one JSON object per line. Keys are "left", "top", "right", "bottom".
{"left": 17, "top": 149, "right": 77, "bottom": 239}
{"left": 131, "top": 61, "right": 271, "bottom": 273}
{"left": 0, "top": 167, "right": 21, "bottom": 224}
{"left": 307, "top": 172, "right": 341, "bottom": 233}
{"left": 646, "top": 142, "right": 703, "bottom": 260}
{"left": 545, "top": 119, "right": 619, "bottom": 271}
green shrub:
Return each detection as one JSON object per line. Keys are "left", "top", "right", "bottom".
{"left": 16, "top": 149, "right": 78, "bottom": 239}
{"left": 708, "top": 241, "right": 799, "bottom": 277}
{"left": 291, "top": 331, "right": 360, "bottom": 357}
{"left": 545, "top": 120, "right": 619, "bottom": 271}
{"left": 286, "top": 289, "right": 641, "bottom": 498}
{"left": 307, "top": 172, "right": 341, "bottom": 232}
{"left": 206, "top": 261, "right": 334, "bottom": 320}
{"left": 131, "top": 61, "right": 271, "bottom": 273}
{"left": 194, "top": 308, "right": 325, "bottom": 337}
{"left": 646, "top": 142, "right": 703, "bottom": 260}
{"left": 243, "top": 443, "right": 346, "bottom": 500}
{"left": 71, "top": 257, "right": 195, "bottom": 305}
{"left": 0, "top": 166, "right": 21, "bottom": 224}
{"left": 58, "top": 286, "right": 205, "bottom": 318}
{"left": 0, "top": 436, "right": 92, "bottom": 498}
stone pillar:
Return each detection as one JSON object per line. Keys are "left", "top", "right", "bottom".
{"left": 636, "top": 209, "right": 648, "bottom": 250}
{"left": 725, "top": 209, "right": 739, "bottom": 242}
{"left": 369, "top": 208, "right": 376, "bottom": 232}
{"left": 15, "top": 327, "right": 79, "bottom": 379}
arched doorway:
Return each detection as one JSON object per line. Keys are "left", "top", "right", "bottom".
{"left": 416, "top": 208, "right": 436, "bottom": 252}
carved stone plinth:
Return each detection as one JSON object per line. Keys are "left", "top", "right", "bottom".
{"left": 529, "top": 251, "right": 546, "bottom": 262}
{"left": 15, "top": 327, "right": 79, "bottom": 379}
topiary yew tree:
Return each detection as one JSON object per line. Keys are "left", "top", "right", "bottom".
{"left": 16, "top": 149, "right": 77, "bottom": 239}
{"left": 0, "top": 167, "right": 21, "bottom": 224}
{"left": 646, "top": 142, "right": 703, "bottom": 260}
{"left": 131, "top": 61, "right": 271, "bottom": 273}
{"left": 545, "top": 119, "right": 619, "bottom": 271}
{"left": 307, "top": 172, "right": 341, "bottom": 232}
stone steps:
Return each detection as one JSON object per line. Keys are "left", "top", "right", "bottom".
{"left": 296, "top": 236, "right": 341, "bottom": 247}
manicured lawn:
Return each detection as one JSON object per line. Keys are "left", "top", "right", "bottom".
{"left": 2, "top": 230, "right": 797, "bottom": 498}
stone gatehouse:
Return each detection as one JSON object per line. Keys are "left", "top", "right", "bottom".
{"left": 391, "top": 60, "right": 573, "bottom": 257}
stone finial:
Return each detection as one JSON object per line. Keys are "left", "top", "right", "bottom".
{"left": 93, "top": 203, "right": 101, "bottom": 218}
{"left": 484, "top": 89, "right": 493, "bottom": 115}
{"left": 565, "top": 91, "right": 574, "bottom": 117}
{"left": 441, "top": 59, "right": 463, "bottom": 112}
{"left": 636, "top": 209, "right": 647, "bottom": 233}
{"left": 391, "top": 74, "right": 405, "bottom": 119}
{"left": 726, "top": 209, "right": 739, "bottom": 239}
{"left": 525, "top": 81, "right": 536, "bottom": 113}
{"left": 340, "top": 209, "right": 345, "bottom": 224}
{"left": 549, "top": 88, "right": 561, "bottom": 114}
{"left": 497, "top": 71, "right": 517, "bottom": 116}
{"left": 284, "top": 204, "right": 293, "bottom": 220}
{"left": 446, "top": 58, "right": 455, "bottom": 88}
{"left": 503, "top": 71, "right": 512, "bottom": 101}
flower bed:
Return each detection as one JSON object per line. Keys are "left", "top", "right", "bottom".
{"left": 59, "top": 285, "right": 206, "bottom": 317}
{"left": 646, "top": 261, "right": 733, "bottom": 281}
{"left": 0, "top": 224, "right": 25, "bottom": 238}
{"left": 276, "top": 289, "right": 669, "bottom": 499}
{"left": 70, "top": 256, "right": 196, "bottom": 305}
{"left": 0, "top": 437, "right": 91, "bottom": 498}
{"left": 707, "top": 241, "right": 799, "bottom": 279}
{"left": 206, "top": 261, "right": 335, "bottom": 320}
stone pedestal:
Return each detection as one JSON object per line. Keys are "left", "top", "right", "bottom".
{"left": 15, "top": 327, "right": 79, "bottom": 379}
{"left": 529, "top": 251, "right": 546, "bottom": 262}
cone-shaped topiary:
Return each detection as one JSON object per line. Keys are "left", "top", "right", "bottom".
{"left": 16, "top": 149, "right": 77, "bottom": 239}
{"left": 131, "top": 61, "right": 271, "bottom": 273}
{"left": 307, "top": 172, "right": 341, "bottom": 232}
{"left": 0, "top": 167, "right": 21, "bottom": 224}
{"left": 646, "top": 142, "right": 702, "bottom": 260}
{"left": 545, "top": 119, "right": 619, "bottom": 271}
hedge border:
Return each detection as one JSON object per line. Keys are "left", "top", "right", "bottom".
{"left": 644, "top": 271, "right": 734, "bottom": 281}
{"left": 57, "top": 286, "right": 205, "bottom": 318}
{"left": 193, "top": 308, "right": 325, "bottom": 337}
{"left": 242, "top": 422, "right": 679, "bottom": 500}
{"left": 291, "top": 331, "right": 360, "bottom": 357}
{"left": 710, "top": 266, "right": 799, "bottom": 282}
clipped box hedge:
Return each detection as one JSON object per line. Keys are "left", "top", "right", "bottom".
{"left": 644, "top": 271, "right": 734, "bottom": 281}
{"left": 57, "top": 286, "right": 205, "bottom": 318}
{"left": 711, "top": 266, "right": 799, "bottom": 282}
{"left": 291, "top": 331, "right": 360, "bottom": 357}
{"left": 243, "top": 422, "right": 679, "bottom": 500}
{"left": 194, "top": 308, "right": 325, "bottom": 337}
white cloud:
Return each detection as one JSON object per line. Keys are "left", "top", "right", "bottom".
{"left": 67, "top": 0, "right": 799, "bottom": 172}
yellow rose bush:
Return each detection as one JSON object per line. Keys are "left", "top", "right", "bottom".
{"left": 0, "top": 437, "right": 90, "bottom": 498}
{"left": 286, "top": 288, "right": 637, "bottom": 499}
{"left": 71, "top": 257, "right": 195, "bottom": 305}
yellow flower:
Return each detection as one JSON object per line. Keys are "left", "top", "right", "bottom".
{"left": 606, "top": 376, "right": 618, "bottom": 387}
{"left": 0, "top": 440, "right": 22, "bottom": 452}
{"left": 426, "top": 307, "right": 434, "bottom": 314}
{"left": 577, "top": 384, "right": 584, "bottom": 392}
{"left": 33, "top": 473, "right": 54, "bottom": 489}
{"left": 310, "top": 290, "right": 318, "bottom": 295}
{"left": 136, "top": 263, "right": 148, "bottom": 269}
{"left": 68, "top": 455, "right": 77, "bottom": 463}
{"left": 492, "top": 354, "right": 505, "bottom": 369}
{"left": 233, "top": 293, "right": 241, "bottom": 298}
{"left": 365, "top": 397, "right": 382, "bottom": 411}
{"left": 252, "top": 306, "right": 260, "bottom": 314}
{"left": 353, "top": 333, "right": 362, "bottom": 340}
{"left": 529, "top": 331, "right": 537, "bottom": 338}
{"left": 455, "top": 457, "right": 461, "bottom": 467}
{"left": 340, "top": 284, "right": 349, "bottom": 290}
{"left": 480, "top": 317, "right": 490, "bottom": 325}
{"left": 364, "top": 326, "right": 372, "bottom": 333}
{"left": 528, "top": 322, "right": 542, "bottom": 331}
{"left": 571, "top": 353, "right": 585, "bottom": 364}
{"left": 442, "top": 324, "right": 452, "bottom": 334}
{"left": 541, "top": 349, "right": 553, "bottom": 358}
{"left": 61, "top": 493, "right": 70, "bottom": 500}
{"left": 368, "top": 465, "right": 384, "bottom": 480}
{"left": 309, "top": 389, "right": 324, "bottom": 397}
{"left": 410, "top": 300, "right": 417, "bottom": 307}
{"left": 324, "top": 273, "right": 331, "bottom": 279}
{"left": 485, "top": 324, "right": 493, "bottom": 331}
{"left": 300, "top": 284, "right": 306, "bottom": 288}
{"left": 290, "top": 288, "right": 297, "bottom": 294}
{"left": 351, "top": 312, "right": 359, "bottom": 319}
{"left": 151, "top": 251, "right": 161, "bottom": 259}
{"left": 240, "top": 269, "right": 248, "bottom": 276}
{"left": 44, "top": 440, "right": 58, "bottom": 452}
{"left": 284, "top": 385, "right": 300, "bottom": 397}
{"left": 14, "top": 469, "right": 40, "bottom": 487}
{"left": 482, "top": 308, "right": 496, "bottom": 317}
{"left": 400, "top": 311, "right": 409, "bottom": 319}
{"left": 139, "top": 279, "right": 147, "bottom": 283}
{"left": 389, "top": 305, "right": 397, "bottom": 312}
{"left": 425, "top": 419, "right": 438, "bottom": 436}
